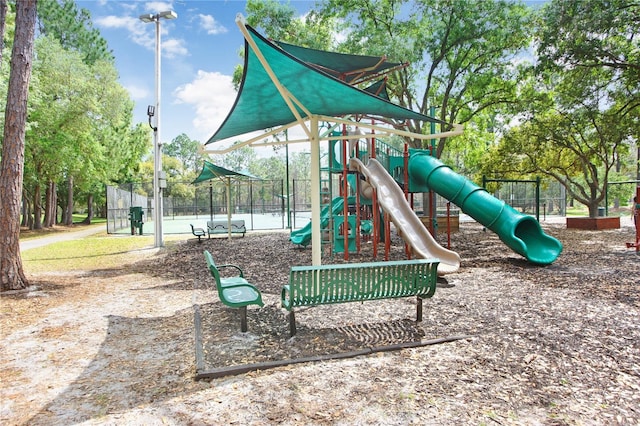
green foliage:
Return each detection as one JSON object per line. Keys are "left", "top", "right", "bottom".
{"left": 163, "top": 133, "right": 205, "bottom": 173}
{"left": 483, "top": 95, "right": 636, "bottom": 216}
{"left": 287, "top": 151, "right": 312, "bottom": 180}
{"left": 246, "top": 0, "right": 337, "bottom": 49}
{"left": 482, "top": 0, "right": 640, "bottom": 217}
{"left": 24, "top": 35, "right": 148, "bottom": 224}
{"left": 1, "top": 1, "right": 148, "bottom": 226}
{"left": 441, "top": 112, "right": 500, "bottom": 179}
{"left": 607, "top": 175, "right": 637, "bottom": 206}
{"left": 537, "top": 0, "right": 639, "bottom": 84}
{"left": 0, "top": 0, "right": 15, "bottom": 65}
{"left": 251, "top": 154, "right": 286, "bottom": 180}
{"left": 212, "top": 143, "right": 258, "bottom": 173}
{"left": 316, "top": 0, "right": 534, "bottom": 157}
{"left": 36, "top": 0, "right": 113, "bottom": 65}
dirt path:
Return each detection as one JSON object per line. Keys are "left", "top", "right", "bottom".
{"left": 2, "top": 221, "right": 639, "bottom": 425}
{"left": 19, "top": 224, "right": 106, "bottom": 252}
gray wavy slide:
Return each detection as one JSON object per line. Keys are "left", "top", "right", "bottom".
{"left": 350, "top": 157, "right": 461, "bottom": 275}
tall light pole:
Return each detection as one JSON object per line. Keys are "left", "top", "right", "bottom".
{"left": 139, "top": 10, "right": 177, "bottom": 248}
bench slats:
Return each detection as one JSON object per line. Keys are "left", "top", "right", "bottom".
{"left": 207, "top": 220, "right": 246, "bottom": 237}
{"left": 285, "top": 260, "right": 438, "bottom": 308}
{"left": 282, "top": 259, "right": 439, "bottom": 336}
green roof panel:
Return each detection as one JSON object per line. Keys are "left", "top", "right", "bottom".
{"left": 192, "top": 161, "right": 256, "bottom": 184}
{"left": 274, "top": 40, "right": 404, "bottom": 84}
{"left": 206, "top": 24, "right": 443, "bottom": 145}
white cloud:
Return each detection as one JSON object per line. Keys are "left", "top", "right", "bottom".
{"left": 95, "top": 15, "right": 152, "bottom": 49}
{"left": 124, "top": 83, "right": 149, "bottom": 100}
{"left": 162, "top": 38, "right": 188, "bottom": 58}
{"left": 142, "top": 2, "right": 174, "bottom": 13}
{"left": 95, "top": 14, "right": 142, "bottom": 31}
{"left": 173, "top": 71, "right": 237, "bottom": 140}
{"left": 199, "top": 14, "right": 228, "bottom": 35}
{"left": 95, "top": 14, "right": 186, "bottom": 58}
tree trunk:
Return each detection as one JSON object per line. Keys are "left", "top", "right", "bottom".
{"left": 20, "top": 194, "right": 29, "bottom": 227}
{"left": 52, "top": 182, "right": 58, "bottom": 224}
{"left": 0, "top": 0, "right": 36, "bottom": 292}
{"left": 51, "top": 182, "right": 60, "bottom": 225}
{"left": 43, "top": 180, "right": 55, "bottom": 227}
{"left": 32, "top": 183, "right": 42, "bottom": 229}
{"left": 59, "top": 186, "right": 68, "bottom": 225}
{"left": 22, "top": 194, "right": 33, "bottom": 229}
{"left": 43, "top": 182, "right": 51, "bottom": 227}
{"left": 65, "top": 176, "right": 73, "bottom": 225}
{"left": 81, "top": 194, "right": 94, "bottom": 224}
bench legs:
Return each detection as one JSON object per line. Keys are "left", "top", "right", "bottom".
{"left": 288, "top": 300, "right": 422, "bottom": 337}
{"left": 289, "top": 310, "right": 296, "bottom": 337}
{"left": 240, "top": 306, "right": 248, "bottom": 332}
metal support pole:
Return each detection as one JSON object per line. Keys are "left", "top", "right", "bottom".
{"left": 140, "top": 10, "right": 177, "bottom": 247}
{"left": 153, "top": 17, "right": 163, "bottom": 247}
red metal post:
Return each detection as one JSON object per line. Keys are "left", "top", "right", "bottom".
{"left": 446, "top": 201, "right": 451, "bottom": 249}
{"left": 403, "top": 144, "right": 411, "bottom": 259}
{"left": 342, "top": 124, "right": 349, "bottom": 260}
{"left": 627, "top": 186, "right": 639, "bottom": 252}
{"left": 370, "top": 118, "right": 378, "bottom": 259}
{"left": 370, "top": 118, "right": 376, "bottom": 159}
{"left": 372, "top": 187, "right": 379, "bottom": 259}
{"left": 384, "top": 212, "right": 391, "bottom": 261}
{"left": 635, "top": 186, "right": 639, "bottom": 252}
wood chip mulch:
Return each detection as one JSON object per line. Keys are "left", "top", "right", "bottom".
{"left": 131, "top": 220, "right": 640, "bottom": 424}
{"left": 4, "top": 218, "right": 639, "bottom": 425}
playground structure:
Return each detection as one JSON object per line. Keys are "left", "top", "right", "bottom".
{"left": 291, "top": 131, "right": 562, "bottom": 272}
{"left": 203, "top": 15, "right": 563, "bottom": 272}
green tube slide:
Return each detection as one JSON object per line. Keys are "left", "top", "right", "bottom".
{"left": 408, "top": 150, "right": 562, "bottom": 265}
{"left": 290, "top": 197, "right": 353, "bottom": 246}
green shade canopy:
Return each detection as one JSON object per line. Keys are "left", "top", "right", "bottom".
{"left": 274, "top": 40, "right": 404, "bottom": 85}
{"left": 206, "top": 23, "right": 445, "bottom": 145}
{"left": 192, "top": 160, "right": 256, "bottom": 184}
{"left": 364, "top": 79, "right": 390, "bottom": 100}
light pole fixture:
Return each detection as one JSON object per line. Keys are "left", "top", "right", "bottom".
{"left": 139, "top": 10, "right": 177, "bottom": 248}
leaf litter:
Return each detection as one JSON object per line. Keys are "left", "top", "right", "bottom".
{"left": 1, "top": 220, "right": 639, "bottom": 425}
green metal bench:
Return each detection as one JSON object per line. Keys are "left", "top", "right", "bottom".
{"left": 281, "top": 259, "right": 440, "bottom": 336}
{"left": 207, "top": 219, "right": 246, "bottom": 237}
{"left": 203, "top": 250, "right": 263, "bottom": 332}
{"left": 190, "top": 224, "right": 206, "bottom": 242}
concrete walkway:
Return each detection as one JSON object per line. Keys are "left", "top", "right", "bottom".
{"left": 19, "top": 224, "right": 106, "bottom": 252}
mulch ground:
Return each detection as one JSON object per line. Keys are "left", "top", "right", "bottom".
{"left": 133, "top": 220, "right": 640, "bottom": 419}
{"left": 4, "top": 218, "right": 640, "bottom": 425}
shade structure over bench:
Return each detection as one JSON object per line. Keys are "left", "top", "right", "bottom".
{"left": 193, "top": 161, "right": 258, "bottom": 238}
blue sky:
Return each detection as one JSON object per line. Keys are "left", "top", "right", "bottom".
{"left": 80, "top": 1, "right": 546, "bottom": 151}
{"left": 79, "top": 1, "right": 316, "bottom": 147}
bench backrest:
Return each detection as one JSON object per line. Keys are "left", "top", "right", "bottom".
{"left": 203, "top": 250, "right": 222, "bottom": 288}
{"left": 287, "top": 259, "right": 439, "bottom": 307}
{"left": 207, "top": 220, "right": 246, "bottom": 229}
